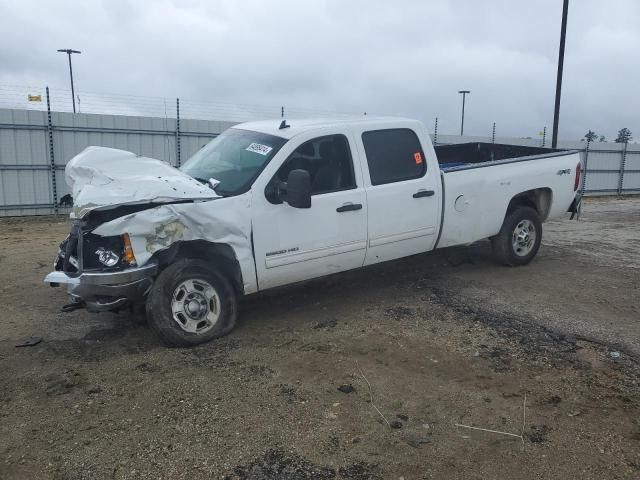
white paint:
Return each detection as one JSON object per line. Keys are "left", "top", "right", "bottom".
{"left": 349, "top": 119, "right": 442, "bottom": 265}
{"left": 251, "top": 127, "right": 368, "bottom": 290}
{"left": 60, "top": 117, "right": 582, "bottom": 300}
{"left": 93, "top": 193, "right": 258, "bottom": 294}
{"left": 66, "top": 146, "right": 219, "bottom": 218}
{"left": 264, "top": 240, "right": 368, "bottom": 269}
{"left": 454, "top": 195, "right": 468, "bottom": 212}
{"left": 368, "top": 227, "right": 436, "bottom": 248}
{"left": 436, "top": 153, "right": 581, "bottom": 248}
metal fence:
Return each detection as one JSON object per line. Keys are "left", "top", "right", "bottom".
{"left": 0, "top": 100, "right": 236, "bottom": 216}
{"left": 433, "top": 132, "right": 640, "bottom": 196}
{"left": 1, "top": 102, "right": 639, "bottom": 217}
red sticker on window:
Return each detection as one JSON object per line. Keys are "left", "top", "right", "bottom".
{"left": 414, "top": 152, "right": 423, "bottom": 164}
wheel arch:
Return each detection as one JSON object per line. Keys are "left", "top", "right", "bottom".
{"left": 150, "top": 240, "right": 244, "bottom": 296}
{"left": 506, "top": 188, "right": 552, "bottom": 221}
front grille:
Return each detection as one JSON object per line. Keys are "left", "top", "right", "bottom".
{"left": 56, "top": 221, "right": 126, "bottom": 274}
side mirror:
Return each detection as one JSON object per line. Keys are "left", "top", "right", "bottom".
{"left": 283, "top": 169, "right": 311, "bottom": 208}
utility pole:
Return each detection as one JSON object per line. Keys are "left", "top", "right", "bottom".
{"left": 458, "top": 90, "right": 470, "bottom": 136}
{"left": 57, "top": 49, "right": 81, "bottom": 113}
{"left": 551, "top": 0, "right": 569, "bottom": 149}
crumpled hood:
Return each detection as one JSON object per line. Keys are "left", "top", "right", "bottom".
{"left": 65, "top": 146, "right": 219, "bottom": 218}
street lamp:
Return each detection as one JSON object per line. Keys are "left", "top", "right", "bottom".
{"left": 551, "top": 0, "right": 569, "bottom": 149}
{"left": 458, "top": 90, "right": 470, "bottom": 136}
{"left": 57, "top": 49, "right": 81, "bottom": 113}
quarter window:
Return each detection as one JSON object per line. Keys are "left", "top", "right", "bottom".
{"left": 362, "top": 129, "right": 426, "bottom": 185}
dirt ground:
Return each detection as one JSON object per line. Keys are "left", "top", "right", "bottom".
{"left": 0, "top": 197, "right": 639, "bottom": 479}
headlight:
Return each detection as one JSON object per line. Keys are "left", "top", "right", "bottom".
{"left": 95, "top": 247, "right": 120, "bottom": 267}
{"left": 84, "top": 232, "right": 136, "bottom": 269}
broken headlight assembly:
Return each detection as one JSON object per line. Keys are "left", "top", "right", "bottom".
{"left": 95, "top": 247, "right": 120, "bottom": 267}
{"left": 83, "top": 232, "right": 137, "bottom": 270}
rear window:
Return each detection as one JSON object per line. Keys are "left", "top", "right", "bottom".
{"left": 362, "top": 128, "right": 426, "bottom": 185}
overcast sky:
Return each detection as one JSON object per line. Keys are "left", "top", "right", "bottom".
{"left": 1, "top": 0, "right": 638, "bottom": 140}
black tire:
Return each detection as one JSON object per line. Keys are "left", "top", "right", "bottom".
{"left": 491, "top": 206, "right": 542, "bottom": 266}
{"left": 146, "top": 258, "right": 237, "bottom": 347}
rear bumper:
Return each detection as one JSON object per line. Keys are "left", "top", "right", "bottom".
{"left": 45, "top": 263, "right": 158, "bottom": 312}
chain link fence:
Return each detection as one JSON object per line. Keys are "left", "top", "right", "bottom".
{"left": 0, "top": 84, "right": 361, "bottom": 122}
{"left": 0, "top": 85, "right": 638, "bottom": 217}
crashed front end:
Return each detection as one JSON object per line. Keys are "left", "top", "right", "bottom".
{"left": 44, "top": 146, "right": 223, "bottom": 313}
{"left": 46, "top": 218, "right": 158, "bottom": 312}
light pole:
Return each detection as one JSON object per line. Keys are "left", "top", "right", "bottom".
{"left": 458, "top": 90, "right": 470, "bottom": 136}
{"left": 57, "top": 49, "right": 81, "bottom": 113}
{"left": 551, "top": 0, "right": 569, "bottom": 149}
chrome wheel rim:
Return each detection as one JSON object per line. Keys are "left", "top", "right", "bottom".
{"left": 171, "top": 279, "right": 220, "bottom": 334}
{"left": 512, "top": 219, "right": 536, "bottom": 257}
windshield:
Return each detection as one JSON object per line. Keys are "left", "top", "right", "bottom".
{"left": 180, "top": 129, "right": 287, "bottom": 196}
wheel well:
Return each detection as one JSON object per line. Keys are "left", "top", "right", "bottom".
{"left": 506, "top": 188, "right": 552, "bottom": 221}
{"left": 151, "top": 240, "right": 244, "bottom": 296}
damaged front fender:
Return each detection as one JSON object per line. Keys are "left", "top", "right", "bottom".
{"left": 92, "top": 194, "right": 257, "bottom": 294}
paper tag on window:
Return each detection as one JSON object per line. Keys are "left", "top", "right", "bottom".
{"left": 414, "top": 152, "right": 423, "bottom": 164}
{"left": 246, "top": 143, "right": 273, "bottom": 156}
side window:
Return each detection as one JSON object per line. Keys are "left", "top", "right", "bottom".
{"left": 275, "top": 134, "right": 356, "bottom": 195}
{"left": 362, "top": 129, "right": 426, "bottom": 185}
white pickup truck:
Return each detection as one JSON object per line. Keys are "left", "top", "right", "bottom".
{"left": 45, "top": 117, "right": 583, "bottom": 346}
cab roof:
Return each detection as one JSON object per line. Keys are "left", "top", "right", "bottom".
{"left": 232, "top": 116, "right": 423, "bottom": 139}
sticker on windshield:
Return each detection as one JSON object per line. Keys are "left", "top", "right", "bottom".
{"left": 245, "top": 143, "right": 273, "bottom": 156}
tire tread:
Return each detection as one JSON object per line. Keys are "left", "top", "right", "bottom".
{"left": 491, "top": 206, "right": 542, "bottom": 266}
{"left": 146, "top": 259, "right": 237, "bottom": 347}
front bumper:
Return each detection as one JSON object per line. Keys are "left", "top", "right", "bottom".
{"left": 45, "top": 263, "right": 158, "bottom": 312}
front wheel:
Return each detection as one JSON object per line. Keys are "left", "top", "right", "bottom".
{"left": 146, "top": 259, "right": 237, "bottom": 347}
{"left": 491, "top": 206, "right": 542, "bottom": 266}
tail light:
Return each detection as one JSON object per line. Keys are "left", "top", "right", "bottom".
{"left": 574, "top": 161, "right": 582, "bottom": 191}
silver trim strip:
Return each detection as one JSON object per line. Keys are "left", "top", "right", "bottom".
{"left": 45, "top": 263, "right": 158, "bottom": 286}
{"left": 265, "top": 240, "right": 367, "bottom": 268}
{"left": 440, "top": 150, "right": 580, "bottom": 172}
{"left": 369, "top": 226, "right": 436, "bottom": 248}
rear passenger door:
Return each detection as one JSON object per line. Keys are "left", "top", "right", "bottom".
{"left": 356, "top": 127, "right": 441, "bottom": 265}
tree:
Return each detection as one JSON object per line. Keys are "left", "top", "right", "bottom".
{"left": 599, "top": 135, "right": 606, "bottom": 142}
{"left": 615, "top": 128, "right": 633, "bottom": 143}
{"left": 584, "top": 130, "right": 598, "bottom": 142}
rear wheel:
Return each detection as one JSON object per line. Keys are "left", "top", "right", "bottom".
{"left": 491, "top": 206, "right": 542, "bottom": 266}
{"left": 146, "top": 259, "right": 237, "bottom": 347}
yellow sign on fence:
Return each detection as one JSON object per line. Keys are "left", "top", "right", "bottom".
{"left": 27, "top": 94, "right": 42, "bottom": 102}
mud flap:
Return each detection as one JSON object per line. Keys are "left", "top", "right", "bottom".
{"left": 568, "top": 193, "right": 582, "bottom": 220}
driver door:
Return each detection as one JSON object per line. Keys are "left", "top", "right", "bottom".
{"left": 251, "top": 132, "right": 367, "bottom": 290}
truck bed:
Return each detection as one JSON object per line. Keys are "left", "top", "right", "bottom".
{"left": 434, "top": 144, "right": 582, "bottom": 250}
{"left": 435, "top": 143, "right": 561, "bottom": 170}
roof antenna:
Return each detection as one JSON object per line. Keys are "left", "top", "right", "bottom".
{"left": 279, "top": 119, "right": 290, "bottom": 130}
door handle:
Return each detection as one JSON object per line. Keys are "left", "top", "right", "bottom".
{"left": 336, "top": 203, "right": 363, "bottom": 212}
{"left": 413, "top": 190, "right": 435, "bottom": 198}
